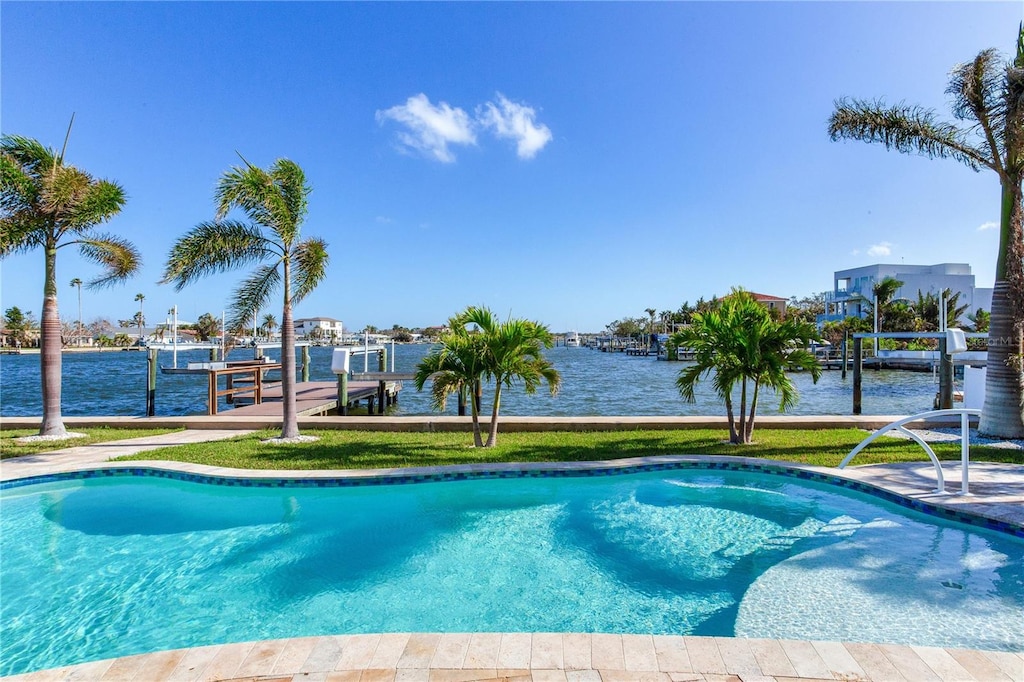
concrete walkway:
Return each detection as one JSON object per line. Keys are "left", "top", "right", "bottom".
{"left": 0, "top": 429, "right": 252, "bottom": 482}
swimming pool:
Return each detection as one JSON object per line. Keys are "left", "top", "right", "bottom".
{"left": 1, "top": 462, "right": 1021, "bottom": 676}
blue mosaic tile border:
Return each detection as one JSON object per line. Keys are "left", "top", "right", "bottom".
{"left": 3, "top": 460, "right": 1021, "bottom": 539}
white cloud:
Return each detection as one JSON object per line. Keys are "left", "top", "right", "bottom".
{"left": 376, "top": 94, "right": 476, "bottom": 163}
{"left": 478, "top": 93, "right": 552, "bottom": 159}
{"left": 977, "top": 221, "right": 998, "bottom": 231}
{"left": 867, "top": 242, "right": 893, "bottom": 257}
{"left": 850, "top": 249, "right": 861, "bottom": 256}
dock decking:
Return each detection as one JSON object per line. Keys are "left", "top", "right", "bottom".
{"left": 229, "top": 380, "right": 401, "bottom": 417}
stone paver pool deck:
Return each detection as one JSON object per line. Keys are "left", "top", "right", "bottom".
{"left": 2, "top": 420, "right": 1022, "bottom": 681}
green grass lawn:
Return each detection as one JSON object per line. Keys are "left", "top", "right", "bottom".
{"left": 111, "top": 428, "right": 1024, "bottom": 470}
{"left": 0, "top": 427, "right": 183, "bottom": 459}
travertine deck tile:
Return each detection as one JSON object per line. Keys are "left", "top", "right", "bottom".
{"left": 65, "top": 658, "right": 115, "bottom": 681}
{"left": 652, "top": 636, "right": 691, "bottom": 673}
{"left": 621, "top": 636, "right": 658, "bottom": 672}
{"left": 713, "top": 638, "right": 759, "bottom": 677}
{"left": 272, "top": 638, "right": 321, "bottom": 675}
{"left": 463, "top": 634, "right": 502, "bottom": 669}
{"left": 682, "top": 638, "right": 726, "bottom": 676}
{"left": 596, "top": 670, "right": 670, "bottom": 682}
{"left": 235, "top": 640, "right": 286, "bottom": 678}
{"left": 776, "top": 641, "right": 831, "bottom": 680}
{"left": 565, "top": 670, "right": 603, "bottom": 682}
{"left": 875, "top": 644, "right": 939, "bottom": 681}
{"left": 532, "top": 634, "right": 564, "bottom": 669}
{"left": 370, "top": 635, "right": 413, "bottom": 669}
{"left": 809, "top": 641, "right": 863, "bottom": 680}
{"left": 98, "top": 652, "right": 149, "bottom": 681}
{"left": 393, "top": 669, "right": 429, "bottom": 682}
{"left": 337, "top": 635, "right": 384, "bottom": 671}
{"left": 326, "top": 671, "right": 362, "bottom": 682}
{"left": 426, "top": 670, "right": 498, "bottom": 682}
{"left": 399, "top": 634, "right": 441, "bottom": 669}
{"left": 304, "top": 637, "right": 345, "bottom": 673}
{"left": 946, "top": 648, "right": 1013, "bottom": 681}
{"left": 562, "top": 634, "right": 593, "bottom": 671}
{"left": 360, "top": 669, "right": 397, "bottom": 682}
{"left": 498, "top": 634, "right": 533, "bottom": 669}
{"left": 201, "top": 641, "right": 254, "bottom": 681}
{"left": 910, "top": 646, "right": 974, "bottom": 681}
{"left": 981, "top": 650, "right": 1024, "bottom": 679}
{"left": 532, "top": 670, "right": 569, "bottom": 682}
{"left": 591, "top": 635, "right": 625, "bottom": 671}
{"left": 842, "top": 642, "right": 905, "bottom": 681}
{"left": 166, "top": 645, "right": 223, "bottom": 682}
{"left": 431, "top": 634, "right": 472, "bottom": 669}
{"left": 746, "top": 639, "right": 796, "bottom": 678}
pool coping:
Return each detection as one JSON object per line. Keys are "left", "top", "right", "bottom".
{"left": 3, "top": 454, "right": 1022, "bottom": 538}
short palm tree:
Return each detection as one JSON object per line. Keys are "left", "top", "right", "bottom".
{"left": 415, "top": 305, "right": 561, "bottom": 447}
{"left": 162, "top": 157, "right": 329, "bottom": 439}
{"left": 673, "top": 291, "right": 821, "bottom": 444}
{"left": 1, "top": 129, "right": 140, "bottom": 437}
{"left": 414, "top": 316, "right": 490, "bottom": 447}
{"left": 829, "top": 26, "right": 1024, "bottom": 437}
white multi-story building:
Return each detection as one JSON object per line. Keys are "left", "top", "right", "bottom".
{"left": 818, "top": 263, "right": 992, "bottom": 326}
{"left": 293, "top": 317, "right": 344, "bottom": 340}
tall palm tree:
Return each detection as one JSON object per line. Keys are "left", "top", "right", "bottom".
{"left": 162, "top": 157, "right": 329, "bottom": 439}
{"left": 134, "top": 293, "right": 145, "bottom": 344}
{"left": 829, "top": 27, "right": 1024, "bottom": 437}
{"left": 69, "top": 278, "right": 82, "bottom": 346}
{"left": 0, "top": 127, "right": 140, "bottom": 437}
{"left": 673, "top": 290, "right": 821, "bottom": 444}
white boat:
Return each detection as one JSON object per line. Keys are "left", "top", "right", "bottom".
{"left": 565, "top": 331, "right": 581, "bottom": 347}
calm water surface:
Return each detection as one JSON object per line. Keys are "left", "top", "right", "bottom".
{"left": 0, "top": 345, "right": 944, "bottom": 417}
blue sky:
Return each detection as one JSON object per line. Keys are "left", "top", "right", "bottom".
{"left": 1, "top": 1, "right": 1020, "bottom": 333}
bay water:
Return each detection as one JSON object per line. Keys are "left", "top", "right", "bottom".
{"left": 0, "top": 345, "right": 943, "bottom": 418}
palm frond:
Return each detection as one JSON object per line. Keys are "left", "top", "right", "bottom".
{"left": 0, "top": 213, "right": 46, "bottom": 255}
{"left": 290, "top": 236, "right": 329, "bottom": 304}
{"left": 216, "top": 163, "right": 276, "bottom": 227}
{"left": 0, "top": 135, "right": 57, "bottom": 177}
{"left": 0, "top": 151, "right": 42, "bottom": 215}
{"left": 65, "top": 178, "right": 126, "bottom": 230}
{"left": 75, "top": 234, "right": 142, "bottom": 288}
{"left": 829, "top": 98, "right": 993, "bottom": 171}
{"left": 161, "top": 220, "right": 272, "bottom": 289}
{"left": 226, "top": 263, "right": 281, "bottom": 332}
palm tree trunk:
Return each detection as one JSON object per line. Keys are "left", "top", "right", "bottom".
{"left": 280, "top": 258, "right": 299, "bottom": 438}
{"left": 979, "top": 179, "right": 1024, "bottom": 438}
{"left": 724, "top": 393, "right": 738, "bottom": 444}
{"left": 40, "top": 243, "right": 66, "bottom": 437}
{"left": 736, "top": 378, "right": 748, "bottom": 445}
{"left": 485, "top": 382, "right": 503, "bottom": 447}
{"left": 746, "top": 382, "right": 761, "bottom": 444}
{"left": 470, "top": 380, "right": 483, "bottom": 447}
{"left": 979, "top": 280, "right": 1024, "bottom": 437}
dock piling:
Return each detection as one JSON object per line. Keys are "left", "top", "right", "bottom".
{"left": 146, "top": 348, "right": 157, "bottom": 416}
{"left": 301, "top": 345, "right": 310, "bottom": 383}
{"left": 853, "top": 336, "right": 862, "bottom": 415}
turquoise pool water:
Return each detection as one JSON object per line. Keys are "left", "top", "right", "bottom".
{"left": 1, "top": 467, "right": 1021, "bottom": 675}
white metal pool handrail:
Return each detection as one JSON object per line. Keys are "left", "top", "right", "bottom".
{"left": 838, "top": 409, "right": 981, "bottom": 495}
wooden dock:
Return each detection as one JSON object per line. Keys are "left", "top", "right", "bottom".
{"left": 228, "top": 380, "right": 401, "bottom": 417}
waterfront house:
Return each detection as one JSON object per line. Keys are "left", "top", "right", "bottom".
{"left": 294, "top": 317, "right": 344, "bottom": 341}
{"left": 818, "top": 263, "right": 993, "bottom": 326}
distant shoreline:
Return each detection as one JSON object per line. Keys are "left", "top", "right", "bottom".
{"left": 1, "top": 347, "right": 147, "bottom": 356}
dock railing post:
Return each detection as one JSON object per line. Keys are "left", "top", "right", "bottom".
{"left": 301, "top": 345, "right": 310, "bottom": 383}
{"left": 853, "top": 336, "right": 863, "bottom": 415}
{"left": 841, "top": 333, "right": 848, "bottom": 379}
{"left": 939, "top": 336, "right": 953, "bottom": 410}
{"left": 337, "top": 373, "right": 349, "bottom": 416}
{"left": 147, "top": 348, "right": 157, "bottom": 417}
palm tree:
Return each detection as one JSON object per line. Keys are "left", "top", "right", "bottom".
{"left": 673, "top": 290, "right": 822, "bottom": 444}
{"left": 470, "top": 306, "right": 561, "bottom": 447}
{"left": 261, "top": 313, "right": 278, "bottom": 340}
{"left": 69, "top": 278, "right": 82, "bottom": 346}
{"left": 829, "top": 27, "right": 1024, "bottom": 437}
{"left": 414, "top": 315, "right": 490, "bottom": 447}
{"left": 134, "top": 293, "right": 145, "bottom": 344}
{"left": 415, "top": 306, "right": 561, "bottom": 447}
{"left": 161, "top": 157, "right": 329, "bottom": 439}
{"left": 0, "top": 126, "right": 140, "bottom": 437}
